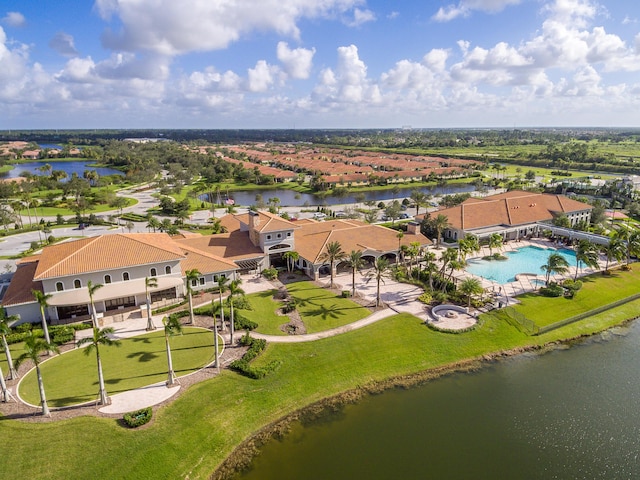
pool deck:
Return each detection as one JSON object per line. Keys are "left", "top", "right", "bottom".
{"left": 452, "top": 238, "right": 616, "bottom": 306}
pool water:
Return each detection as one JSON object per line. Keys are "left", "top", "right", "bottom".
{"left": 466, "top": 245, "right": 577, "bottom": 284}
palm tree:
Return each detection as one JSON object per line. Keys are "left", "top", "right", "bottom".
{"left": 344, "top": 250, "right": 364, "bottom": 298}
{"left": 410, "top": 189, "right": 428, "bottom": 217}
{"left": 185, "top": 269, "right": 201, "bottom": 324}
{"left": 31, "top": 290, "right": 53, "bottom": 352}
{"left": 87, "top": 280, "right": 103, "bottom": 328}
{"left": 458, "top": 277, "right": 484, "bottom": 308}
{"left": 210, "top": 298, "right": 221, "bottom": 369}
{"left": 318, "top": 241, "right": 345, "bottom": 288}
{"left": 77, "top": 327, "right": 121, "bottom": 405}
{"left": 162, "top": 316, "right": 183, "bottom": 386}
{"left": 0, "top": 310, "right": 19, "bottom": 379}
{"left": 541, "top": 253, "right": 570, "bottom": 286}
{"left": 217, "top": 275, "right": 231, "bottom": 332}
{"left": 282, "top": 251, "right": 300, "bottom": 273}
{"left": 369, "top": 257, "right": 392, "bottom": 307}
{"left": 227, "top": 278, "right": 245, "bottom": 345}
{"left": 146, "top": 216, "right": 160, "bottom": 233}
{"left": 458, "top": 234, "right": 480, "bottom": 263}
{"left": 14, "top": 332, "right": 59, "bottom": 416}
{"left": 574, "top": 240, "right": 599, "bottom": 280}
{"left": 432, "top": 214, "right": 450, "bottom": 249}
{"left": 0, "top": 363, "right": 14, "bottom": 402}
{"left": 145, "top": 276, "right": 158, "bottom": 331}
{"left": 601, "top": 237, "right": 624, "bottom": 273}
{"left": 488, "top": 233, "right": 503, "bottom": 256}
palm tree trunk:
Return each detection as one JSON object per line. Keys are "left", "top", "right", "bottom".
{"left": 376, "top": 278, "right": 381, "bottom": 307}
{"left": 165, "top": 336, "right": 176, "bottom": 386}
{"left": 352, "top": 268, "right": 356, "bottom": 297}
{"left": 96, "top": 350, "right": 108, "bottom": 405}
{"left": 36, "top": 365, "right": 50, "bottom": 416}
{"left": 2, "top": 336, "right": 17, "bottom": 379}
{"left": 229, "top": 301, "right": 235, "bottom": 345}
{"left": 218, "top": 292, "right": 226, "bottom": 331}
{"left": 188, "top": 292, "right": 194, "bottom": 324}
{"left": 213, "top": 323, "right": 219, "bottom": 369}
{"left": 0, "top": 366, "right": 12, "bottom": 402}
{"left": 146, "top": 295, "right": 155, "bottom": 330}
{"left": 39, "top": 309, "right": 52, "bottom": 355}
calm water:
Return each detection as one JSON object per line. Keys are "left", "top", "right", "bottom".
{"left": 236, "top": 324, "right": 640, "bottom": 480}
{"left": 466, "top": 246, "right": 578, "bottom": 284}
{"left": 200, "top": 183, "right": 475, "bottom": 207}
{"left": 2, "top": 160, "right": 123, "bottom": 179}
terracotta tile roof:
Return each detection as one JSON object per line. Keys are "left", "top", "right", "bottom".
{"left": 33, "top": 233, "right": 186, "bottom": 280}
{"left": 174, "top": 231, "right": 264, "bottom": 262}
{"left": 416, "top": 191, "right": 592, "bottom": 230}
{"left": 2, "top": 258, "right": 42, "bottom": 306}
{"left": 177, "top": 243, "right": 239, "bottom": 275}
{"left": 217, "top": 214, "right": 241, "bottom": 233}
{"left": 294, "top": 220, "right": 431, "bottom": 264}
{"left": 234, "top": 210, "right": 299, "bottom": 233}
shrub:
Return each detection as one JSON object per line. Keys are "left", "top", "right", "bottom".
{"left": 562, "top": 279, "right": 583, "bottom": 299}
{"left": 282, "top": 298, "right": 297, "bottom": 313}
{"left": 230, "top": 334, "right": 281, "bottom": 379}
{"left": 341, "top": 290, "right": 350, "bottom": 298}
{"left": 417, "top": 292, "right": 433, "bottom": 305}
{"left": 123, "top": 407, "right": 152, "bottom": 428}
{"left": 539, "top": 283, "right": 564, "bottom": 297}
{"left": 233, "top": 313, "right": 257, "bottom": 331}
{"left": 152, "top": 299, "right": 188, "bottom": 314}
{"left": 232, "top": 296, "right": 252, "bottom": 310}
{"left": 50, "top": 326, "right": 75, "bottom": 345}
{"left": 262, "top": 267, "right": 278, "bottom": 280}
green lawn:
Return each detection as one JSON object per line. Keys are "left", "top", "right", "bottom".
{"left": 18, "top": 327, "right": 217, "bottom": 407}
{"left": 287, "top": 281, "right": 371, "bottom": 333}
{"left": 512, "top": 267, "right": 640, "bottom": 327}
{"left": 20, "top": 196, "right": 137, "bottom": 217}
{"left": 0, "top": 305, "right": 635, "bottom": 480}
{"left": 239, "top": 289, "right": 287, "bottom": 336}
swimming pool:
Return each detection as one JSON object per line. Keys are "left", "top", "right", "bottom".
{"left": 466, "top": 245, "right": 577, "bottom": 284}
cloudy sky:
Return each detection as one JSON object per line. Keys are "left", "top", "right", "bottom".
{"left": 1, "top": 0, "right": 640, "bottom": 129}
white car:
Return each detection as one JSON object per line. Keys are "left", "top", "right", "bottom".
{"left": 312, "top": 212, "right": 327, "bottom": 220}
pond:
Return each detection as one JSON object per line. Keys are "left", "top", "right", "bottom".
{"left": 201, "top": 183, "right": 476, "bottom": 207}
{"left": 235, "top": 323, "right": 640, "bottom": 480}
{"left": 1, "top": 160, "right": 124, "bottom": 179}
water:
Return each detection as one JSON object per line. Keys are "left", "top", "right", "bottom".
{"left": 466, "top": 245, "right": 577, "bottom": 284}
{"left": 200, "top": 183, "right": 475, "bottom": 207}
{"left": 38, "top": 143, "right": 63, "bottom": 150}
{"left": 236, "top": 323, "right": 640, "bottom": 480}
{"left": 1, "top": 160, "right": 123, "bottom": 179}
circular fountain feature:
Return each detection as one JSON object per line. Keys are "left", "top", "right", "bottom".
{"left": 429, "top": 304, "right": 478, "bottom": 331}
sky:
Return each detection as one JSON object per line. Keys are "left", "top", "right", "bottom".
{"left": 1, "top": 0, "right": 640, "bottom": 130}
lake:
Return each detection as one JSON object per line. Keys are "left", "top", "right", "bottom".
{"left": 235, "top": 323, "right": 640, "bottom": 479}
{"left": 201, "top": 183, "right": 476, "bottom": 207}
{"left": 1, "top": 160, "right": 124, "bottom": 179}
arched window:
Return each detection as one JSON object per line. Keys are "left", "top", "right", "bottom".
{"left": 165, "top": 265, "right": 171, "bottom": 275}
{"left": 56, "top": 282, "right": 64, "bottom": 292}
{"left": 150, "top": 268, "right": 157, "bottom": 277}
{"left": 123, "top": 272, "right": 130, "bottom": 281}
{"left": 104, "top": 274, "right": 112, "bottom": 284}
{"left": 74, "top": 279, "right": 81, "bottom": 289}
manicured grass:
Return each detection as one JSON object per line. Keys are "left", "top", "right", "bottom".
{"left": 19, "top": 196, "right": 137, "bottom": 217}
{"left": 240, "top": 289, "right": 288, "bottom": 336}
{"left": 512, "top": 267, "right": 640, "bottom": 327}
{"left": 0, "top": 165, "right": 12, "bottom": 174}
{"left": 0, "top": 305, "right": 635, "bottom": 480}
{"left": 18, "top": 327, "right": 216, "bottom": 407}
{"left": 287, "top": 281, "right": 370, "bottom": 333}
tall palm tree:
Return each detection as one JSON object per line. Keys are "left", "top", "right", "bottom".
{"left": 601, "top": 237, "right": 624, "bottom": 273}
{"left": 217, "top": 275, "right": 231, "bottom": 332}
{"left": 0, "top": 363, "right": 14, "bottom": 402}
{"left": 162, "top": 316, "right": 183, "bottom": 387}
{"left": 541, "top": 253, "right": 570, "bottom": 286}
{"left": 432, "top": 214, "right": 450, "bottom": 249}
{"left": 77, "top": 327, "right": 121, "bottom": 405}
{"left": 31, "top": 290, "right": 53, "bottom": 353}
{"left": 410, "top": 189, "right": 428, "bottom": 217}
{"left": 185, "top": 269, "right": 201, "bottom": 325}
{"left": 318, "top": 241, "right": 345, "bottom": 288}
{"left": 210, "top": 298, "right": 220, "bottom": 369}
{"left": 144, "top": 276, "right": 158, "bottom": 331}
{"left": 458, "top": 277, "right": 484, "bottom": 308}
{"left": 0, "top": 310, "right": 19, "bottom": 379}
{"left": 574, "top": 240, "right": 599, "bottom": 280}
{"left": 15, "top": 332, "right": 59, "bottom": 416}
{"left": 227, "top": 279, "right": 245, "bottom": 345}
{"left": 369, "top": 256, "right": 392, "bottom": 307}
{"left": 344, "top": 250, "right": 364, "bottom": 298}
{"left": 282, "top": 251, "right": 300, "bottom": 273}
{"left": 458, "top": 234, "right": 480, "bottom": 263}
{"left": 87, "top": 280, "right": 103, "bottom": 328}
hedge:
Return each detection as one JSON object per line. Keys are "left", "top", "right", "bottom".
{"left": 122, "top": 407, "right": 152, "bottom": 428}
{"left": 229, "top": 333, "right": 281, "bottom": 379}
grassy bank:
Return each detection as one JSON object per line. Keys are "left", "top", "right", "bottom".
{"left": 0, "top": 303, "right": 635, "bottom": 479}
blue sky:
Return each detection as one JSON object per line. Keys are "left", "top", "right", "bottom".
{"left": 1, "top": 0, "right": 639, "bottom": 129}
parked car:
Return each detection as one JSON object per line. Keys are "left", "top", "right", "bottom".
{"left": 399, "top": 213, "right": 410, "bottom": 219}
{"left": 335, "top": 211, "right": 347, "bottom": 218}
{"left": 313, "top": 212, "right": 327, "bottom": 220}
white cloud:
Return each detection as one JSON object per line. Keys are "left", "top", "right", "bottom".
{"left": 276, "top": 42, "right": 315, "bottom": 79}
{"left": 1, "top": 12, "right": 25, "bottom": 28}
{"left": 95, "top": 0, "right": 364, "bottom": 55}
{"left": 432, "top": 0, "right": 520, "bottom": 22}
{"left": 345, "top": 8, "right": 376, "bottom": 27}
{"left": 49, "top": 32, "right": 79, "bottom": 57}
{"left": 247, "top": 60, "right": 279, "bottom": 92}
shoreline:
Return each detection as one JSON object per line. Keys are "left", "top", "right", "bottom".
{"left": 211, "top": 319, "right": 635, "bottom": 480}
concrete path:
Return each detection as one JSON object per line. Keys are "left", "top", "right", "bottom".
{"left": 251, "top": 308, "right": 397, "bottom": 343}
{"left": 99, "top": 381, "right": 181, "bottom": 414}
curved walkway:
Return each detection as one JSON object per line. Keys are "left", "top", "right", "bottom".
{"left": 251, "top": 308, "right": 397, "bottom": 343}
{"left": 99, "top": 382, "right": 181, "bottom": 414}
